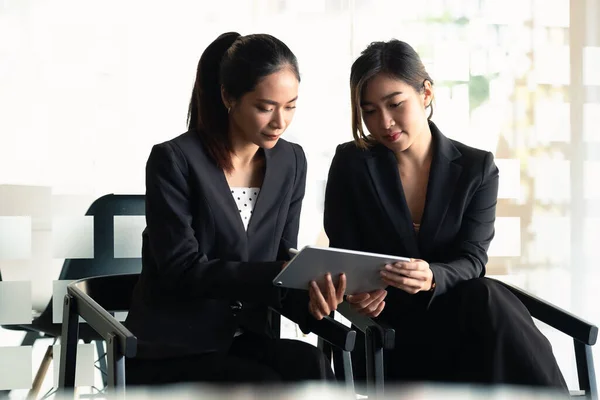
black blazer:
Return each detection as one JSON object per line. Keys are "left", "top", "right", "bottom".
{"left": 324, "top": 121, "right": 499, "bottom": 319}
{"left": 125, "top": 130, "right": 308, "bottom": 359}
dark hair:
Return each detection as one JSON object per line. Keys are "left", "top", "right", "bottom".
{"left": 350, "top": 40, "right": 434, "bottom": 148}
{"left": 187, "top": 32, "right": 300, "bottom": 171}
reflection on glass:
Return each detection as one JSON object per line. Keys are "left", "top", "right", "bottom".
{"left": 584, "top": 161, "right": 600, "bottom": 199}
{"left": 113, "top": 216, "right": 145, "bottom": 258}
{"left": 534, "top": 45, "right": 570, "bottom": 85}
{"left": 488, "top": 217, "right": 521, "bottom": 257}
{"left": 51, "top": 216, "right": 94, "bottom": 259}
{"left": 496, "top": 159, "right": 521, "bottom": 200}
{"left": 583, "top": 46, "right": 600, "bottom": 86}
{"left": 583, "top": 103, "right": 600, "bottom": 142}
{"left": 0, "top": 216, "right": 32, "bottom": 260}
{"left": 0, "top": 346, "right": 32, "bottom": 390}
{"left": 0, "top": 281, "right": 32, "bottom": 325}
{"left": 52, "top": 343, "right": 95, "bottom": 387}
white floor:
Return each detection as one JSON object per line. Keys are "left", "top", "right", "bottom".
{"left": 0, "top": 308, "right": 597, "bottom": 399}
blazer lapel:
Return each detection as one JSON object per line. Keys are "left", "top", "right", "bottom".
{"left": 247, "top": 146, "right": 280, "bottom": 236}
{"left": 418, "top": 122, "right": 462, "bottom": 256}
{"left": 365, "top": 145, "right": 421, "bottom": 258}
{"left": 208, "top": 165, "right": 245, "bottom": 227}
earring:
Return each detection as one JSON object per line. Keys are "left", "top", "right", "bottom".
{"left": 227, "top": 106, "right": 231, "bottom": 114}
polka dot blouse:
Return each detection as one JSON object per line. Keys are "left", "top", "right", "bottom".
{"left": 230, "top": 187, "right": 260, "bottom": 231}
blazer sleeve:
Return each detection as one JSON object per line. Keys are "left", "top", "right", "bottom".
{"left": 145, "top": 142, "right": 283, "bottom": 304}
{"left": 428, "top": 151, "right": 499, "bottom": 299}
{"left": 323, "top": 145, "right": 362, "bottom": 250}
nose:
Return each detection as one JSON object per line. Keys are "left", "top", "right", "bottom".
{"left": 269, "top": 109, "right": 286, "bottom": 130}
{"left": 379, "top": 110, "right": 394, "bottom": 130}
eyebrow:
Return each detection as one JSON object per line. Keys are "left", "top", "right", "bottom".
{"left": 257, "top": 96, "right": 298, "bottom": 106}
{"left": 360, "top": 91, "right": 403, "bottom": 106}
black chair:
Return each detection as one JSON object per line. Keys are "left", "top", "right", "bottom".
{"left": 330, "top": 302, "right": 395, "bottom": 399}
{"left": 0, "top": 194, "right": 145, "bottom": 397}
{"left": 496, "top": 279, "right": 597, "bottom": 399}
{"left": 57, "top": 273, "right": 357, "bottom": 395}
{"left": 335, "top": 277, "right": 598, "bottom": 399}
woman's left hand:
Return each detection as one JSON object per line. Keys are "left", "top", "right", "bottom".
{"left": 380, "top": 259, "right": 434, "bottom": 294}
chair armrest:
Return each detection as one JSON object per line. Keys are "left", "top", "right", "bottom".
{"left": 67, "top": 283, "right": 137, "bottom": 357}
{"left": 491, "top": 278, "right": 598, "bottom": 346}
{"left": 306, "top": 316, "right": 356, "bottom": 352}
{"left": 337, "top": 302, "right": 396, "bottom": 350}
{"left": 276, "top": 306, "right": 356, "bottom": 352}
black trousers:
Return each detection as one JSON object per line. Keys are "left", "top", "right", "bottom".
{"left": 126, "top": 332, "right": 336, "bottom": 385}
{"left": 355, "top": 278, "right": 568, "bottom": 393}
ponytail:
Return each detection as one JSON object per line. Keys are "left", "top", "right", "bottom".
{"left": 187, "top": 32, "right": 240, "bottom": 171}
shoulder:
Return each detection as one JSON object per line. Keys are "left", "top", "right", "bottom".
{"left": 166, "top": 130, "right": 209, "bottom": 160}
{"left": 450, "top": 139, "right": 492, "bottom": 165}
{"left": 332, "top": 139, "right": 374, "bottom": 163}
{"left": 273, "top": 138, "right": 307, "bottom": 169}
{"left": 439, "top": 137, "right": 498, "bottom": 186}
{"left": 274, "top": 138, "right": 304, "bottom": 155}
{"left": 146, "top": 131, "right": 210, "bottom": 181}
{"left": 450, "top": 140, "right": 497, "bottom": 182}
{"left": 330, "top": 139, "right": 386, "bottom": 177}
{"left": 431, "top": 121, "right": 496, "bottom": 175}
{"left": 336, "top": 139, "right": 366, "bottom": 154}
{"left": 430, "top": 121, "right": 498, "bottom": 188}
{"left": 149, "top": 130, "right": 210, "bottom": 170}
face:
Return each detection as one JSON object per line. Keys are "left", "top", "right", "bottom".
{"left": 225, "top": 67, "right": 299, "bottom": 149}
{"left": 360, "top": 73, "right": 432, "bottom": 153}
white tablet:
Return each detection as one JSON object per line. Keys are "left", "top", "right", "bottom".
{"left": 272, "top": 245, "right": 411, "bottom": 295}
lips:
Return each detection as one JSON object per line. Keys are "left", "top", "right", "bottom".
{"left": 384, "top": 131, "right": 402, "bottom": 142}
{"left": 262, "top": 133, "right": 280, "bottom": 141}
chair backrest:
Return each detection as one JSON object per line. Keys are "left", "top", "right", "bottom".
{"left": 73, "top": 273, "right": 141, "bottom": 313}
{"left": 58, "top": 194, "right": 145, "bottom": 280}
{"left": 32, "top": 194, "right": 145, "bottom": 327}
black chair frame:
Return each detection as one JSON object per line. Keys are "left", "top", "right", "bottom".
{"left": 58, "top": 273, "right": 357, "bottom": 395}
{"left": 336, "top": 277, "right": 598, "bottom": 399}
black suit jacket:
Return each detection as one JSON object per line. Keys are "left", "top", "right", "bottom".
{"left": 125, "top": 130, "right": 308, "bottom": 359}
{"left": 324, "top": 121, "right": 499, "bottom": 320}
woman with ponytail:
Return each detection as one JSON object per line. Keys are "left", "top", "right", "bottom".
{"left": 125, "top": 32, "right": 335, "bottom": 385}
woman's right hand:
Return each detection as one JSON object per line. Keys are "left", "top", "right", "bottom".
{"left": 346, "top": 289, "right": 387, "bottom": 317}
{"left": 308, "top": 273, "right": 346, "bottom": 320}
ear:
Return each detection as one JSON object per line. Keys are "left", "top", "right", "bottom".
{"left": 422, "top": 80, "right": 434, "bottom": 108}
{"left": 220, "top": 85, "right": 234, "bottom": 111}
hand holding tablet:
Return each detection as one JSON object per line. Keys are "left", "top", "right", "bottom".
{"left": 273, "top": 245, "right": 411, "bottom": 295}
